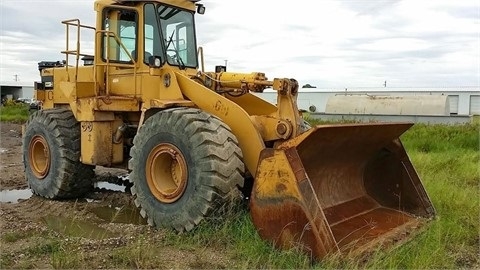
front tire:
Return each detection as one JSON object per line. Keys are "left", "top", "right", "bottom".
{"left": 22, "top": 108, "right": 94, "bottom": 199}
{"left": 129, "top": 108, "right": 244, "bottom": 232}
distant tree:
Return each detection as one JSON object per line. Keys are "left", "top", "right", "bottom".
{"left": 302, "top": 83, "right": 317, "bottom": 88}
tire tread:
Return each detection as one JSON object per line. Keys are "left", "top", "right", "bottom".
{"left": 129, "top": 108, "right": 244, "bottom": 232}
{"left": 23, "top": 108, "right": 94, "bottom": 199}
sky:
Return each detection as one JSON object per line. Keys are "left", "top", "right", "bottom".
{"left": 0, "top": 0, "right": 479, "bottom": 88}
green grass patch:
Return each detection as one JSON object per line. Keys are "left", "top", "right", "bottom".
{"left": 0, "top": 103, "right": 30, "bottom": 122}
{"left": 153, "top": 204, "right": 312, "bottom": 269}
{"left": 50, "top": 245, "right": 83, "bottom": 269}
{"left": 1, "top": 231, "right": 35, "bottom": 243}
{"left": 0, "top": 254, "right": 14, "bottom": 269}
{"left": 26, "top": 240, "right": 62, "bottom": 256}
{"left": 111, "top": 237, "right": 160, "bottom": 269}
{"left": 303, "top": 114, "right": 359, "bottom": 125}
{"left": 401, "top": 122, "right": 479, "bottom": 152}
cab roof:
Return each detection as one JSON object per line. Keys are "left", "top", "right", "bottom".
{"left": 95, "top": 0, "right": 197, "bottom": 11}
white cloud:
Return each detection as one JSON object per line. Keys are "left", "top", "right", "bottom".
{"left": 0, "top": 0, "right": 95, "bottom": 82}
{"left": 0, "top": 0, "right": 478, "bottom": 87}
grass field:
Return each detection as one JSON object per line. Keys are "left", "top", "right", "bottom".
{"left": 2, "top": 107, "right": 478, "bottom": 268}
{"left": 0, "top": 103, "right": 30, "bottom": 122}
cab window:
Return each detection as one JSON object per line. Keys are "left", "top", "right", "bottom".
{"left": 102, "top": 9, "right": 137, "bottom": 62}
{"left": 144, "top": 3, "right": 164, "bottom": 64}
{"left": 158, "top": 5, "right": 197, "bottom": 68}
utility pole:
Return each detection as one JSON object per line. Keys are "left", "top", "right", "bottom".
{"left": 13, "top": 74, "right": 19, "bottom": 82}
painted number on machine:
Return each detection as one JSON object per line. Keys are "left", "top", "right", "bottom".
{"left": 81, "top": 122, "right": 93, "bottom": 142}
{"left": 214, "top": 100, "right": 229, "bottom": 116}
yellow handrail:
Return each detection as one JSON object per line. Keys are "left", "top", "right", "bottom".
{"left": 61, "top": 19, "right": 137, "bottom": 98}
{"left": 61, "top": 19, "right": 95, "bottom": 82}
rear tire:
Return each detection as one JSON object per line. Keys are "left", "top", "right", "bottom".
{"left": 22, "top": 108, "right": 94, "bottom": 199}
{"left": 129, "top": 108, "right": 244, "bottom": 232}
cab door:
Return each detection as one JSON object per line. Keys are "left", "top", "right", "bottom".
{"left": 101, "top": 8, "right": 139, "bottom": 97}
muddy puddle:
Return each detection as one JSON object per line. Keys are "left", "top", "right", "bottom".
{"left": 41, "top": 205, "right": 146, "bottom": 239}
{"left": 0, "top": 188, "right": 33, "bottom": 203}
{"left": 90, "top": 205, "right": 147, "bottom": 225}
{"left": 0, "top": 181, "right": 127, "bottom": 204}
{"left": 42, "top": 215, "right": 118, "bottom": 239}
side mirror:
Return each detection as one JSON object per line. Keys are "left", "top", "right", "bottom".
{"left": 196, "top": 4, "right": 205, "bottom": 14}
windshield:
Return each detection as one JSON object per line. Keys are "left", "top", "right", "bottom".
{"left": 158, "top": 5, "right": 197, "bottom": 68}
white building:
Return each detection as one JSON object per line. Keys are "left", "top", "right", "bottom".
{"left": 0, "top": 81, "right": 34, "bottom": 101}
{"left": 255, "top": 87, "right": 480, "bottom": 116}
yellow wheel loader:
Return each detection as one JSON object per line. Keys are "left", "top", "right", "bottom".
{"left": 23, "top": 0, "right": 435, "bottom": 260}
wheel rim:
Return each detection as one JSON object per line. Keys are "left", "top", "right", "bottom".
{"left": 146, "top": 143, "right": 188, "bottom": 203}
{"left": 29, "top": 135, "right": 50, "bottom": 179}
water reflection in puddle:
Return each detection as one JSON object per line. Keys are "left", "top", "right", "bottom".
{"left": 42, "top": 215, "right": 117, "bottom": 239}
{"left": 0, "top": 189, "right": 33, "bottom": 203}
{"left": 94, "top": 182, "right": 126, "bottom": 192}
{"left": 0, "top": 182, "right": 126, "bottom": 204}
{"left": 90, "top": 205, "right": 147, "bottom": 225}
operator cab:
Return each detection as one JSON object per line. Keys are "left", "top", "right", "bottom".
{"left": 101, "top": 1, "right": 199, "bottom": 70}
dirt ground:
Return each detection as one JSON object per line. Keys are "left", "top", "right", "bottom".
{"left": 0, "top": 122, "right": 232, "bottom": 269}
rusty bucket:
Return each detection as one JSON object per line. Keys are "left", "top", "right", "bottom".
{"left": 250, "top": 123, "right": 435, "bottom": 259}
